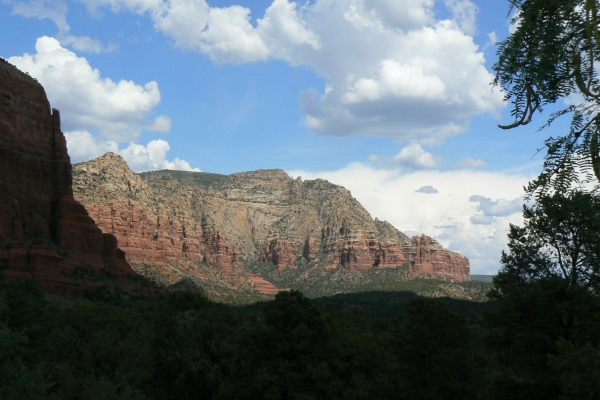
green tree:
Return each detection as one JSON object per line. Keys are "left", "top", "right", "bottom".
{"left": 494, "top": 0, "right": 600, "bottom": 194}
{"left": 489, "top": 191, "right": 600, "bottom": 399}
{"left": 45, "top": 304, "right": 154, "bottom": 399}
{"left": 396, "top": 297, "right": 473, "bottom": 400}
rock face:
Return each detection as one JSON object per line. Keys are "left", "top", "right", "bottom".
{"left": 0, "top": 59, "right": 149, "bottom": 295}
{"left": 71, "top": 153, "right": 279, "bottom": 296}
{"left": 72, "top": 154, "right": 471, "bottom": 291}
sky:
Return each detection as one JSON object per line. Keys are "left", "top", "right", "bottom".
{"left": 0, "top": 0, "right": 569, "bottom": 274}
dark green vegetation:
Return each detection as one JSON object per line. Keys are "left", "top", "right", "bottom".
{"left": 2, "top": 188, "right": 599, "bottom": 399}
{"left": 494, "top": 0, "right": 600, "bottom": 193}
{"left": 247, "top": 259, "right": 489, "bottom": 301}
{"left": 139, "top": 170, "right": 228, "bottom": 188}
{"left": 470, "top": 275, "right": 495, "bottom": 283}
{"left": 487, "top": 190, "right": 600, "bottom": 400}
{"left": 0, "top": 280, "right": 495, "bottom": 400}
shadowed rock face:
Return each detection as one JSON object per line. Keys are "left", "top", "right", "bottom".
{"left": 72, "top": 153, "right": 471, "bottom": 289}
{"left": 0, "top": 59, "right": 152, "bottom": 295}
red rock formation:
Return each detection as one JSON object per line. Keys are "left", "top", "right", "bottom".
{"left": 260, "top": 239, "right": 299, "bottom": 270}
{"left": 407, "top": 235, "right": 470, "bottom": 282}
{"left": 74, "top": 157, "right": 471, "bottom": 286}
{"left": 0, "top": 59, "right": 148, "bottom": 295}
{"left": 72, "top": 153, "right": 280, "bottom": 296}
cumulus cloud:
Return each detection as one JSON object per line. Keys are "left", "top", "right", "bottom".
{"left": 65, "top": 130, "right": 119, "bottom": 163}
{"left": 150, "top": 0, "right": 320, "bottom": 63}
{"left": 415, "top": 185, "right": 439, "bottom": 194}
{"left": 72, "top": 0, "right": 503, "bottom": 141}
{"left": 392, "top": 142, "right": 440, "bottom": 169}
{"left": 65, "top": 132, "right": 200, "bottom": 172}
{"left": 8, "top": 37, "right": 171, "bottom": 141}
{"left": 119, "top": 139, "right": 201, "bottom": 172}
{"left": 454, "top": 157, "right": 487, "bottom": 169}
{"left": 287, "top": 162, "right": 533, "bottom": 274}
{"left": 6, "top": 37, "right": 196, "bottom": 172}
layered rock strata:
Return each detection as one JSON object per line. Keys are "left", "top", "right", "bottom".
{"left": 0, "top": 59, "right": 149, "bottom": 295}
{"left": 72, "top": 154, "right": 470, "bottom": 286}
{"left": 72, "top": 153, "right": 280, "bottom": 295}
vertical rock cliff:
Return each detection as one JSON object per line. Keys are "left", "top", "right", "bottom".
{"left": 0, "top": 59, "right": 146, "bottom": 295}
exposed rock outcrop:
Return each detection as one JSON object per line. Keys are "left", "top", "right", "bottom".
{"left": 72, "top": 154, "right": 470, "bottom": 292}
{"left": 71, "top": 153, "right": 279, "bottom": 296}
{"left": 0, "top": 59, "right": 151, "bottom": 295}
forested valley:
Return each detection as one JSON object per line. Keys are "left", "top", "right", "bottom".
{"left": 2, "top": 190, "right": 600, "bottom": 399}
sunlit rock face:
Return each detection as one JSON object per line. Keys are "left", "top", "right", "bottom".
{"left": 72, "top": 153, "right": 470, "bottom": 292}
{"left": 0, "top": 59, "right": 151, "bottom": 295}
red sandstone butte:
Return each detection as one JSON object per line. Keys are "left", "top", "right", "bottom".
{"left": 407, "top": 235, "right": 470, "bottom": 282}
{"left": 0, "top": 59, "right": 149, "bottom": 295}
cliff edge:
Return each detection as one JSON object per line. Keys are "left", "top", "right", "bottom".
{"left": 0, "top": 59, "right": 153, "bottom": 296}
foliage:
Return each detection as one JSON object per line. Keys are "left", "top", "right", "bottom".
{"left": 494, "top": 0, "right": 600, "bottom": 195}
{"left": 488, "top": 190, "right": 600, "bottom": 399}
{"left": 396, "top": 297, "right": 474, "bottom": 400}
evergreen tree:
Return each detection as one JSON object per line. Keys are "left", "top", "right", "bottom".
{"left": 489, "top": 191, "right": 600, "bottom": 399}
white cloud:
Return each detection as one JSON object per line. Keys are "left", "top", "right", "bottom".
{"left": 8, "top": 37, "right": 171, "bottom": 142}
{"left": 79, "top": 0, "right": 172, "bottom": 15}
{"left": 444, "top": 0, "right": 478, "bottom": 36}
{"left": 415, "top": 185, "right": 438, "bottom": 194}
{"left": 150, "top": 0, "right": 320, "bottom": 63}
{"left": 484, "top": 30, "right": 498, "bottom": 49}
{"left": 65, "top": 130, "right": 119, "bottom": 163}
{"left": 3, "top": 0, "right": 119, "bottom": 53}
{"left": 74, "top": 0, "right": 503, "bottom": 141}
{"left": 454, "top": 157, "right": 487, "bottom": 169}
{"left": 65, "top": 132, "right": 200, "bottom": 172}
{"left": 287, "top": 162, "right": 532, "bottom": 274}
{"left": 342, "top": 59, "right": 446, "bottom": 104}
{"left": 119, "top": 139, "right": 201, "bottom": 172}
{"left": 3, "top": 0, "right": 70, "bottom": 31}
{"left": 392, "top": 142, "right": 440, "bottom": 169}
{"left": 59, "top": 34, "right": 119, "bottom": 54}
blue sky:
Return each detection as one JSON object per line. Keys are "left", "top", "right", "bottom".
{"left": 1, "top": 0, "right": 568, "bottom": 273}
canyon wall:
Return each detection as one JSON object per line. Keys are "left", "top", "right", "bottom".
{"left": 0, "top": 59, "right": 151, "bottom": 295}
{"left": 72, "top": 154, "right": 471, "bottom": 289}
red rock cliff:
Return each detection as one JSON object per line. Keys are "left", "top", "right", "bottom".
{"left": 73, "top": 156, "right": 471, "bottom": 284}
{"left": 0, "top": 59, "right": 145, "bottom": 295}
{"left": 71, "top": 153, "right": 280, "bottom": 296}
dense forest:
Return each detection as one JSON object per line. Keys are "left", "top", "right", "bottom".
{"left": 2, "top": 190, "right": 600, "bottom": 399}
